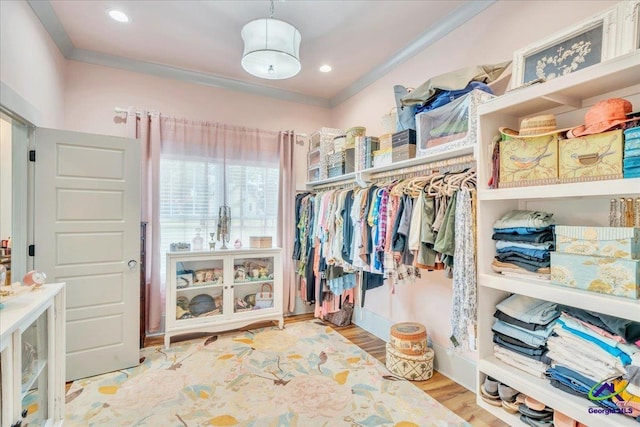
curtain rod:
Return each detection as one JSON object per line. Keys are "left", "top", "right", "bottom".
{"left": 114, "top": 107, "right": 153, "bottom": 116}
{"left": 113, "top": 106, "right": 306, "bottom": 138}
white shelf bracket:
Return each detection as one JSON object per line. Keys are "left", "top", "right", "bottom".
{"left": 540, "top": 94, "right": 582, "bottom": 109}
{"left": 355, "top": 171, "right": 371, "bottom": 188}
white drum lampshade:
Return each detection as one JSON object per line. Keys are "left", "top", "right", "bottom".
{"left": 241, "top": 18, "right": 301, "bottom": 80}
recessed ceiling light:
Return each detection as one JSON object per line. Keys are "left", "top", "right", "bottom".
{"left": 319, "top": 65, "right": 332, "bottom": 73}
{"left": 108, "top": 10, "right": 129, "bottom": 23}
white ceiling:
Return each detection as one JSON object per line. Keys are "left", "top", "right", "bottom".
{"left": 36, "top": 1, "right": 492, "bottom": 106}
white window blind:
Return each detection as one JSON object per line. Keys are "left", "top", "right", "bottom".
{"left": 159, "top": 157, "right": 279, "bottom": 280}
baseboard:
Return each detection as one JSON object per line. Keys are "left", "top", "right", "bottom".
{"left": 353, "top": 305, "right": 477, "bottom": 392}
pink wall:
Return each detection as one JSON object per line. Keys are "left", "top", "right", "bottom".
{"left": 330, "top": 0, "right": 620, "bottom": 353}
{"left": 63, "top": 61, "right": 332, "bottom": 189}
{"left": 0, "top": 0, "right": 66, "bottom": 127}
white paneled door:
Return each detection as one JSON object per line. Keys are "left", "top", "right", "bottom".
{"left": 34, "top": 128, "right": 140, "bottom": 381}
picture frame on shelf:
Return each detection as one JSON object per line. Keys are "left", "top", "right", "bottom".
{"left": 511, "top": 6, "right": 619, "bottom": 88}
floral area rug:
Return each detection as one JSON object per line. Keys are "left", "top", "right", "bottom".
{"left": 65, "top": 320, "right": 471, "bottom": 426}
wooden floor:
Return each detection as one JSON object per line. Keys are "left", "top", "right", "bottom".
{"left": 143, "top": 314, "right": 507, "bottom": 427}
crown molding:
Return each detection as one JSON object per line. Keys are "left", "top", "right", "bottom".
{"left": 328, "top": 0, "right": 497, "bottom": 107}
{"left": 69, "top": 49, "right": 331, "bottom": 107}
{"left": 28, "top": 0, "right": 496, "bottom": 110}
{"left": 27, "top": 0, "right": 74, "bottom": 58}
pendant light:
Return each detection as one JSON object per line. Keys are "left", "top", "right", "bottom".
{"left": 241, "top": 0, "right": 301, "bottom": 80}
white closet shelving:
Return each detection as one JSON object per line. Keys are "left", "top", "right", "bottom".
{"left": 305, "top": 145, "right": 474, "bottom": 188}
{"left": 475, "top": 51, "right": 640, "bottom": 427}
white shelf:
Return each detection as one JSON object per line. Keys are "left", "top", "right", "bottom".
{"left": 306, "top": 171, "right": 357, "bottom": 187}
{"left": 478, "top": 177, "right": 640, "bottom": 201}
{"left": 476, "top": 398, "right": 527, "bottom": 427}
{"left": 177, "top": 283, "right": 223, "bottom": 291}
{"left": 479, "top": 273, "right": 640, "bottom": 322}
{"left": 21, "top": 359, "right": 47, "bottom": 398}
{"left": 233, "top": 279, "right": 274, "bottom": 286}
{"left": 479, "top": 51, "right": 640, "bottom": 118}
{"left": 359, "top": 145, "right": 475, "bottom": 176}
{"left": 478, "top": 356, "right": 639, "bottom": 427}
{"left": 305, "top": 145, "right": 475, "bottom": 188}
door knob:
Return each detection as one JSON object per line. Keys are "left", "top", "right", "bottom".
{"left": 128, "top": 260, "right": 138, "bottom": 271}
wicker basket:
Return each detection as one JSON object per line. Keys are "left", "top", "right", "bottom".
{"left": 386, "top": 343, "right": 434, "bottom": 381}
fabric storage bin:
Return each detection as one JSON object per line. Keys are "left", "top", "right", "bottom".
{"left": 392, "top": 144, "right": 416, "bottom": 162}
{"left": 416, "top": 89, "right": 494, "bottom": 158}
{"left": 555, "top": 225, "right": 640, "bottom": 259}
{"left": 390, "top": 322, "right": 427, "bottom": 356}
{"left": 327, "top": 148, "right": 355, "bottom": 177}
{"left": 386, "top": 343, "right": 434, "bottom": 381}
{"left": 391, "top": 129, "right": 416, "bottom": 148}
{"left": 373, "top": 147, "right": 392, "bottom": 168}
{"left": 550, "top": 252, "right": 640, "bottom": 300}
{"left": 499, "top": 134, "right": 559, "bottom": 188}
{"left": 558, "top": 129, "right": 623, "bottom": 183}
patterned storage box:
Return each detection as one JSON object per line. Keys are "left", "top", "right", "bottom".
{"left": 555, "top": 225, "right": 640, "bottom": 259}
{"left": 499, "top": 134, "right": 559, "bottom": 188}
{"left": 390, "top": 322, "right": 427, "bottom": 356}
{"left": 392, "top": 129, "right": 416, "bottom": 148}
{"left": 385, "top": 343, "right": 434, "bottom": 381}
{"left": 558, "top": 129, "right": 623, "bottom": 183}
{"left": 550, "top": 252, "right": 640, "bottom": 300}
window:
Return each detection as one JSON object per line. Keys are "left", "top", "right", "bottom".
{"left": 159, "top": 156, "right": 279, "bottom": 279}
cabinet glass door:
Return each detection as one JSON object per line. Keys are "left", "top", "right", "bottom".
{"left": 231, "top": 256, "right": 275, "bottom": 313}
{"left": 174, "top": 258, "right": 225, "bottom": 321}
{"left": 21, "top": 309, "right": 48, "bottom": 426}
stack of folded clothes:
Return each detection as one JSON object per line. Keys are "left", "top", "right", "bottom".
{"left": 491, "top": 210, "right": 555, "bottom": 281}
{"left": 624, "top": 127, "right": 640, "bottom": 178}
{"left": 546, "top": 305, "right": 640, "bottom": 422}
{"left": 492, "top": 294, "right": 559, "bottom": 378}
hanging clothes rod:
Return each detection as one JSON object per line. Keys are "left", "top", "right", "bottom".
{"left": 369, "top": 154, "right": 476, "bottom": 181}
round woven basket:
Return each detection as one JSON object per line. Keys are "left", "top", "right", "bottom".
{"left": 390, "top": 322, "right": 428, "bottom": 356}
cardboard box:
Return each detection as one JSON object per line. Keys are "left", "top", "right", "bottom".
{"left": 555, "top": 225, "right": 640, "bottom": 260}
{"left": 499, "top": 135, "right": 559, "bottom": 188}
{"left": 392, "top": 144, "right": 416, "bottom": 162}
{"left": 551, "top": 252, "right": 640, "bottom": 300}
{"left": 558, "top": 129, "right": 623, "bottom": 183}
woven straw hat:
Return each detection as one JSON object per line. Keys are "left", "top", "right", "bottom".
{"left": 567, "top": 98, "right": 635, "bottom": 138}
{"left": 499, "top": 114, "right": 570, "bottom": 138}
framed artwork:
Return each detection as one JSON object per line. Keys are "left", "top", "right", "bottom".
{"left": 511, "top": 6, "right": 619, "bottom": 88}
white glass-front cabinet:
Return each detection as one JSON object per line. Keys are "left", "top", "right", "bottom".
{"left": 165, "top": 248, "right": 283, "bottom": 348}
{"left": 0, "top": 283, "right": 65, "bottom": 427}
{"left": 475, "top": 52, "right": 640, "bottom": 427}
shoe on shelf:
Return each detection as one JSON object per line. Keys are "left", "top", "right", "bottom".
{"left": 482, "top": 376, "right": 499, "bottom": 397}
{"left": 498, "top": 383, "right": 520, "bottom": 402}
